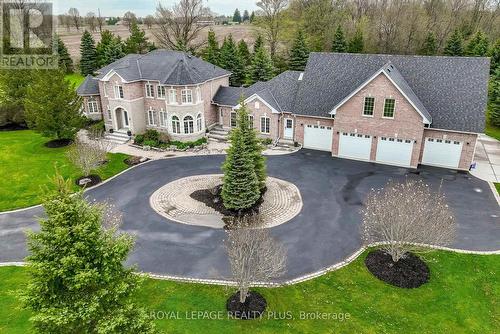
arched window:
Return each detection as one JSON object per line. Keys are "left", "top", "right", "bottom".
{"left": 172, "top": 116, "right": 180, "bottom": 134}
{"left": 183, "top": 115, "right": 194, "bottom": 134}
{"left": 196, "top": 113, "right": 203, "bottom": 132}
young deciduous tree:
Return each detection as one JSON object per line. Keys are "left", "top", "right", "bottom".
{"left": 67, "top": 137, "right": 112, "bottom": 177}
{"left": 225, "top": 213, "right": 286, "bottom": 305}
{"left": 123, "top": 11, "right": 137, "bottom": 31}
{"left": 79, "top": 30, "right": 97, "bottom": 76}
{"left": 24, "top": 70, "right": 84, "bottom": 140}
{"left": 361, "top": 179, "right": 456, "bottom": 263}
{"left": 256, "top": 0, "right": 289, "bottom": 57}
{"left": 202, "top": 30, "right": 220, "bottom": 66}
{"left": 332, "top": 25, "right": 347, "bottom": 52}
{"left": 68, "top": 8, "right": 81, "bottom": 31}
{"left": 444, "top": 29, "right": 464, "bottom": 56}
{"left": 348, "top": 27, "right": 364, "bottom": 53}
{"left": 465, "top": 30, "right": 489, "bottom": 56}
{"left": 55, "top": 35, "right": 73, "bottom": 73}
{"left": 419, "top": 32, "right": 437, "bottom": 56}
{"left": 289, "top": 29, "right": 309, "bottom": 71}
{"left": 222, "top": 108, "right": 261, "bottom": 210}
{"left": 0, "top": 69, "right": 32, "bottom": 125}
{"left": 21, "top": 175, "right": 156, "bottom": 334}
{"left": 250, "top": 47, "right": 274, "bottom": 83}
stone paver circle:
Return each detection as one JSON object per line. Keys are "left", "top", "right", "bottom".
{"left": 150, "top": 174, "right": 303, "bottom": 228}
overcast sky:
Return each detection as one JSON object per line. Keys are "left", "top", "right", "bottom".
{"left": 54, "top": 0, "right": 259, "bottom": 17}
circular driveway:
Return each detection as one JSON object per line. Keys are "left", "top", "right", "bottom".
{"left": 0, "top": 149, "right": 499, "bottom": 282}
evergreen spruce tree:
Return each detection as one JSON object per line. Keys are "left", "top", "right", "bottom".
{"left": 55, "top": 35, "right": 73, "bottom": 73}
{"left": 24, "top": 70, "right": 84, "bottom": 140}
{"left": 237, "top": 39, "right": 251, "bottom": 66}
{"left": 250, "top": 11, "right": 255, "bottom": 23}
{"left": 233, "top": 9, "right": 242, "bottom": 23}
{"left": 289, "top": 29, "right": 309, "bottom": 71}
{"left": 332, "top": 25, "right": 347, "bottom": 52}
{"left": 444, "top": 29, "right": 464, "bottom": 56}
{"left": 79, "top": 30, "right": 97, "bottom": 76}
{"left": 250, "top": 47, "right": 274, "bottom": 83}
{"left": 104, "top": 36, "right": 126, "bottom": 65}
{"left": 465, "top": 30, "right": 489, "bottom": 56}
{"left": 125, "top": 21, "right": 150, "bottom": 54}
{"left": 489, "top": 68, "right": 500, "bottom": 127}
{"left": 96, "top": 30, "right": 114, "bottom": 67}
{"left": 222, "top": 109, "right": 261, "bottom": 210}
{"left": 220, "top": 35, "right": 246, "bottom": 86}
{"left": 202, "top": 30, "right": 220, "bottom": 66}
{"left": 21, "top": 175, "right": 156, "bottom": 333}
{"left": 253, "top": 34, "right": 264, "bottom": 54}
{"left": 243, "top": 10, "right": 250, "bottom": 22}
{"left": 348, "top": 27, "right": 364, "bottom": 53}
{"left": 490, "top": 39, "right": 500, "bottom": 75}
{"left": 238, "top": 99, "right": 267, "bottom": 190}
{"left": 419, "top": 32, "right": 437, "bottom": 55}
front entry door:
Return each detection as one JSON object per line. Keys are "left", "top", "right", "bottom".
{"left": 122, "top": 109, "right": 129, "bottom": 128}
{"left": 284, "top": 118, "right": 293, "bottom": 139}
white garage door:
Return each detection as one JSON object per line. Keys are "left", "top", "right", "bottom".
{"left": 304, "top": 124, "right": 333, "bottom": 151}
{"left": 421, "top": 138, "right": 463, "bottom": 169}
{"left": 338, "top": 132, "right": 372, "bottom": 161}
{"left": 376, "top": 137, "right": 414, "bottom": 167}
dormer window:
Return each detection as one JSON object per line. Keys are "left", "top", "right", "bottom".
{"left": 145, "top": 83, "right": 154, "bottom": 98}
{"left": 181, "top": 89, "right": 193, "bottom": 104}
{"left": 114, "top": 85, "right": 124, "bottom": 99}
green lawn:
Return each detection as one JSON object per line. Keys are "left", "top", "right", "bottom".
{"left": 65, "top": 73, "right": 85, "bottom": 88}
{"left": 1, "top": 251, "right": 498, "bottom": 333}
{"left": 0, "top": 130, "right": 129, "bottom": 211}
{"left": 485, "top": 122, "right": 500, "bottom": 141}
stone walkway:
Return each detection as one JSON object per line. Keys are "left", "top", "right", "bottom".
{"left": 471, "top": 134, "right": 500, "bottom": 182}
{"left": 150, "top": 174, "right": 303, "bottom": 228}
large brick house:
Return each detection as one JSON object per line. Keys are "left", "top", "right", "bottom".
{"left": 78, "top": 50, "right": 490, "bottom": 170}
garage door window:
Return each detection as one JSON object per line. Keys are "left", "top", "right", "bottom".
{"left": 363, "top": 97, "right": 375, "bottom": 116}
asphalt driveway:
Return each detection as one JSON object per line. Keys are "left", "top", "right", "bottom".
{"left": 0, "top": 150, "right": 498, "bottom": 281}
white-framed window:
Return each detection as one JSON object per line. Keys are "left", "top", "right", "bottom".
{"left": 196, "top": 87, "right": 201, "bottom": 103}
{"left": 145, "top": 83, "right": 154, "bottom": 98}
{"left": 107, "top": 107, "right": 111, "bottom": 120}
{"left": 157, "top": 86, "right": 166, "bottom": 99}
{"left": 383, "top": 98, "right": 395, "bottom": 118}
{"left": 230, "top": 112, "right": 237, "bottom": 127}
{"left": 260, "top": 116, "right": 270, "bottom": 134}
{"left": 181, "top": 89, "right": 193, "bottom": 104}
{"left": 169, "top": 89, "right": 177, "bottom": 104}
{"left": 255, "top": 101, "right": 260, "bottom": 109}
{"left": 159, "top": 110, "right": 168, "bottom": 127}
{"left": 147, "top": 109, "right": 156, "bottom": 126}
{"left": 103, "top": 83, "right": 108, "bottom": 97}
{"left": 183, "top": 115, "right": 194, "bottom": 134}
{"left": 172, "top": 115, "right": 180, "bottom": 133}
{"left": 114, "top": 85, "right": 124, "bottom": 99}
{"left": 363, "top": 97, "right": 374, "bottom": 116}
{"left": 196, "top": 113, "right": 203, "bottom": 132}
{"left": 248, "top": 115, "right": 254, "bottom": 129}
{"left": 87, "top": 97, "right": 99, "bottom": 113}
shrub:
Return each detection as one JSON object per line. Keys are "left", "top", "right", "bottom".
{"left": 87, "top": 120, "right": 105, "bottom": 139}
{"left": 261, "top": 138, "right": 273, "bottom": 145}
{"left": 143, "top": 129, "right": 160, "bottom": 142}
{"left": 134, "top": 134, "right": 144, "bottom": 145}
{"left": 143, "top": 140, "right": 158, "bottom": 147}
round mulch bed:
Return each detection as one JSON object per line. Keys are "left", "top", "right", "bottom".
{"left": 75, "top": 174, "right": 102, "bottom": 188}
{"left": 0, "top": 123, "right": 28, "bottom": 131}
{"left": 44, "top": 138, "right": 72, "bottom": 148}
{"left": 226, "top": 291, "right": 267, "bottom": 320}
{"left": 364, "top": 249, "right": 430, "bottom": 288}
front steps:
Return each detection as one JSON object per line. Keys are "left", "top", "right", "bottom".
{"left": 105, "top": 130, "right": 130, "bottom": 144}
{"left": 208, "top": 125, "right": 229, "bottom": 142}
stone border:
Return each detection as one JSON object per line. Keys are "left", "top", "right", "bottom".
{"left": 3, "top": 243, "right": 498, "bottom": 287}
{"left": 149, "top": 174, "right": 303, "bottom": 229}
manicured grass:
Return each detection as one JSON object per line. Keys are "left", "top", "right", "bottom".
{"left": 485, "top": 122, "right": 500, "bottom": 141}
{"left": 65, "top": 73, "right": 85, "bottom": 88}
{"left": 1, "top": 251, "right": 498, "bottom": 333}
{"left": 495, "top": 183, "right": 500, "bottom": 195}
{"left": 0, "top": 130, "right": 129, "bottom": 211}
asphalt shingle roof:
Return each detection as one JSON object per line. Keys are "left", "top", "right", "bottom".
{"left": 95, "top": 49, "right": 230, "bottom": 85}
{"left": 213, "top": 71, "right": 302, "bottom": 112}
{"left": 295, "top": 53, "right": 489, "bottom": 133}
{"left": 76, "top": 75, "right": 99, "bottom": 95}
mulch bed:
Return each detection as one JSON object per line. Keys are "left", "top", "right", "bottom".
{"left": 0, "top": 123, "right": 28, "bottom": 131}
{"left": 226, "top": 291, "right": 267, "bottom": 320}
{"left": 44, "top": 138, "right": 72, "bottom": 148}
{"left": 124, "top": 156, "right": 148, "bottom": 166}
{"left": 190, "top": 185, "right": 266, "bottom": 217}
{"left": 364, "top": 249, "right": 430, "bottom": 288}
{"left": 75, "top": 174, "right": 102, "bottom": 188}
